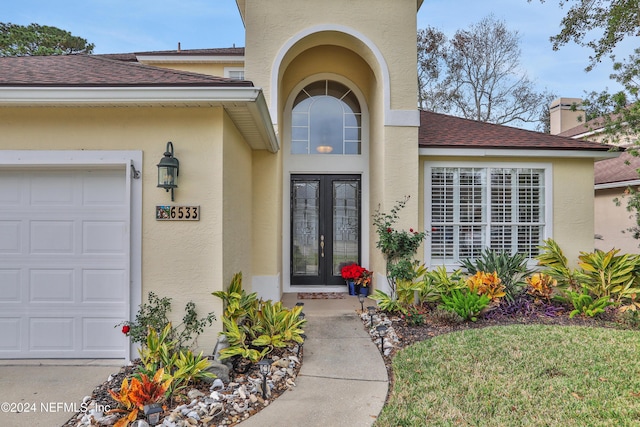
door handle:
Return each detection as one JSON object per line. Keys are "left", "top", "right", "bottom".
{"left": 320, "top": 234, "right": 325, "bottom": 258}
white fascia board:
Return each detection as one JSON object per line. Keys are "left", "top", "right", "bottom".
{"left": 595, "top": 179, "right": 640, "bottom": 190}
{"left": 0, "top": 86, "right": 261, "bottom": 106}
{"left": 419, "top": 147, "right": 621, "bottom": 160}
{"left": 247, "top": 90, "right": 279, "bottom": 153}
{"left": 136, "top": 55, "right": 245, "bottom": 64}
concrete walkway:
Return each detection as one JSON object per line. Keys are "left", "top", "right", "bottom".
{"left": 240, "top": 294, "right": 388, "bottom": 426}
{"left": 0, "top": 294, "right": 387, "bottom": 427}
{"left": 0, "top": 359, "right": 120, "bottom": 427}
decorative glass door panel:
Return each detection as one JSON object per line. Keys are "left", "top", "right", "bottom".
{"left": 291, "top": 175, "right": 360, "bottom": 286}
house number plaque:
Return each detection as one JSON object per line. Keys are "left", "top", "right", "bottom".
{"left": 156, "top": 205, "right": 200, "bottom": 221}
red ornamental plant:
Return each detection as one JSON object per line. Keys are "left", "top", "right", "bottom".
{"left": 341, "top": 263, "right": 372, "bottom": 287}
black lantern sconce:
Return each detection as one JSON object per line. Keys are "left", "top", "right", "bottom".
{"left": 157, "top": 141, "right": 179, "bottom": 201}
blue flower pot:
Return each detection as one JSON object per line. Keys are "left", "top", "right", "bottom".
{"left": 358, "top": 285, "right": 369, "bottom": 297}
{"left": 347, "top": 281, "right": 356, "bottom": 295}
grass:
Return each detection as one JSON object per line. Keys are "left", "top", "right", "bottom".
{"left": 375, "top": 324, "right": 640, "bottom": 427}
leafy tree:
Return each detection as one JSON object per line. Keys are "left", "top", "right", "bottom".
{"left": 534, "top": 1, "right": 640, "bottom": 242}
{"left": 531, "top": 0, "right": 640, "bottom": 71}
{"left": 417, "top": 16, "right": 550, "bottom": 128}
{"left": 0, "top": 22, "right": 94, "bottom": 57}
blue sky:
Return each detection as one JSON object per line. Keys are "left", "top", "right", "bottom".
{"left": 3, "top": 0, "right": 636, "bottom": 100}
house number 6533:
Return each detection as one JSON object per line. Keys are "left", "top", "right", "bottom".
{"left": 155, "top": 205, "right": 200, "bottom": 221}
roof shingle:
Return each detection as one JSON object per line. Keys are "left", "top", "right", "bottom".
{"left": 0, "top": 54, "right": 252, "bottom": 87}
{"left": 419, "top": 110, "right": 613, "bottom": 151}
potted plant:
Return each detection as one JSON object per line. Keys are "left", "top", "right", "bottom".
{"left": 341, "top": 263, "right": 372, "bottom": 296}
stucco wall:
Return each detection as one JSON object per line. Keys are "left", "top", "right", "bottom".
{"left": 420, "top": 155, "right": 596, "bottom": 267}
{"left": 140, "top": 62, "right": 244, "bottom": 79}
{"left": 243, "top": 0, "right": 418, "bottom": 112}
{"left": 0, "top": 106, "right": 237, "bottom": 350}
{"left": 223, "top": 112, "right": 254, "bottom": 286}
{"left": 595, "top": 188, "right": 640, "bottom": 254}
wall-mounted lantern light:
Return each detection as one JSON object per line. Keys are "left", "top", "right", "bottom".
{"left": 157, "top": 141, "right": 179, "bottom": 201}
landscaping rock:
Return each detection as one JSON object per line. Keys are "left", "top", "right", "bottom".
{"left": 203, "top": 360, "right": 230, "bottom": 383}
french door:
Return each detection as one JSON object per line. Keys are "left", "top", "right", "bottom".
{"left": 291, "top": 175, "right": 361, "bottom": 286}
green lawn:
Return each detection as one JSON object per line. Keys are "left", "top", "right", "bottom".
{"left": 375, "top": 324, "right": 640, "bottom": 427}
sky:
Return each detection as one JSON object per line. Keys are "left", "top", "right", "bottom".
{"left": 3, "top": 0, "right": 637, "bottom": 101}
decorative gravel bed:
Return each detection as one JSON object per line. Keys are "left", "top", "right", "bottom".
{"left": 62, "top": 345, "right": 303, "bottom": 427}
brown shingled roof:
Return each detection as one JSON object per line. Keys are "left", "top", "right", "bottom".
{"left": 419, "top": 110, "right": 613, "bottom": 151}
{"left": 595, "top": 150, "right": 640, "bottom": 185}
{"left": 0, "top": 54, "right": 252, "bottom": 87}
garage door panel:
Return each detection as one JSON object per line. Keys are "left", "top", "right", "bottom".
{"left": 83, "top": 221, "right": 127, "bottom": 254}
{"left": 83, "top": 171, "right": 127, "bottom": 205}
{"left": 0, "top": 270, "right": 20, "bottom": 302}
{"left": 0, "top": 319, "right": 20, "bottom": 350}
{"left": 30, "top": 221, "right": 75, "bottom": 253}
{"left": 0, "top": 221, "right": 21, "bottom": 252}
{"left": 30, "top": 174, "right": 75, "bottom": 205}
{"left": 29, "top": 318, "right": 75, "bottom": 351}
{"left": 0, "top": 172, "right": 22, "bottom": 204}
{"left": 83, "top": 318, "right": 127, "bottom": 352}
{"left": 82, "top": 270, "right": 126, "bottom": 302}
{"left": 29, "top": 269, "right": 75, "bottom": 302}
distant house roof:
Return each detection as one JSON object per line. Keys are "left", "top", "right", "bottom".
{"left": 0, "top": 54, "right": 252, "bottom": 87}
{"left": 595, "top": 149, "right": 640, "bottom": 186}
{"left": 132, "top": 47, "right": 245, "bottom": 57}
{"left": 419, "top": 110, "right": 614, "bottom": 152}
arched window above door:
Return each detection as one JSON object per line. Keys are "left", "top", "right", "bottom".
{"left": 291, "top": 80, "right": 362, "bottom": 155}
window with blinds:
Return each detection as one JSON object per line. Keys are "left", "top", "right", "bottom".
{"left": 429, "top": 166, "right": 546, "bottom": 265}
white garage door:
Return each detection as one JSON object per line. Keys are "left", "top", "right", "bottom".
{"left": 0, "top": 168, "right": 129, "bottom": 358}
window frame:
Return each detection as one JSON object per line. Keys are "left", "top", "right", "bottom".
{"left": 424, "top": 161, "right": 553, "bottom": 269}
{"left": 290, "top": 80, "right": 362, "bottom": 155}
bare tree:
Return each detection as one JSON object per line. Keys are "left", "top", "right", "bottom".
{"left": 418, "top": 16, "right": 549, "bottom": 128}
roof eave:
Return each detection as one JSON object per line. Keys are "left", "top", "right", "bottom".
{"left": 419, "top": 147, "right": 620, "bottom": 160}
{"left": 0, "top": 86, "right": 278, "bottom": 153}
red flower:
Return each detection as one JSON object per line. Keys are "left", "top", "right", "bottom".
{"left": 387, "top": 227, "right": 392, "bottom": 233}
{"left": 410, "top": 228, "right": 414, "bottom": 233}
{"left": 121, "top": 325, "right": 130, "bottom": 334}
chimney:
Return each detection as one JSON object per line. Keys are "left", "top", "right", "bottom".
{"left": 549, "top": 97, "right": 585, "bottom": 135}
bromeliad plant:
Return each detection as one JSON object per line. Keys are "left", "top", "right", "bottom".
{"left": 440, "top": 289, "right": 491, "bottom": 322}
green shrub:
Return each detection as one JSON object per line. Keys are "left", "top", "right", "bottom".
{"left": 213, "top": 273, "right": 306, "bottom": 363}
{"left": 117, "top": 291, "right": 215, "bottom": 349}
{"left": 564, "top": 288, "right": 613, "bottom": 318}
{"left": 440, "top": 289, "right": 491, "bottom": 322}
{"left": 418, "top": 266, "right": 466, "bottom": 304}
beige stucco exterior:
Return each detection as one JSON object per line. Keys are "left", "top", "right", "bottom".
{"left": 0, "top": 105, "right": 264, "bottom": 351}
{"left": 594, "top": 187, "right": 640, "bottom": 253}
